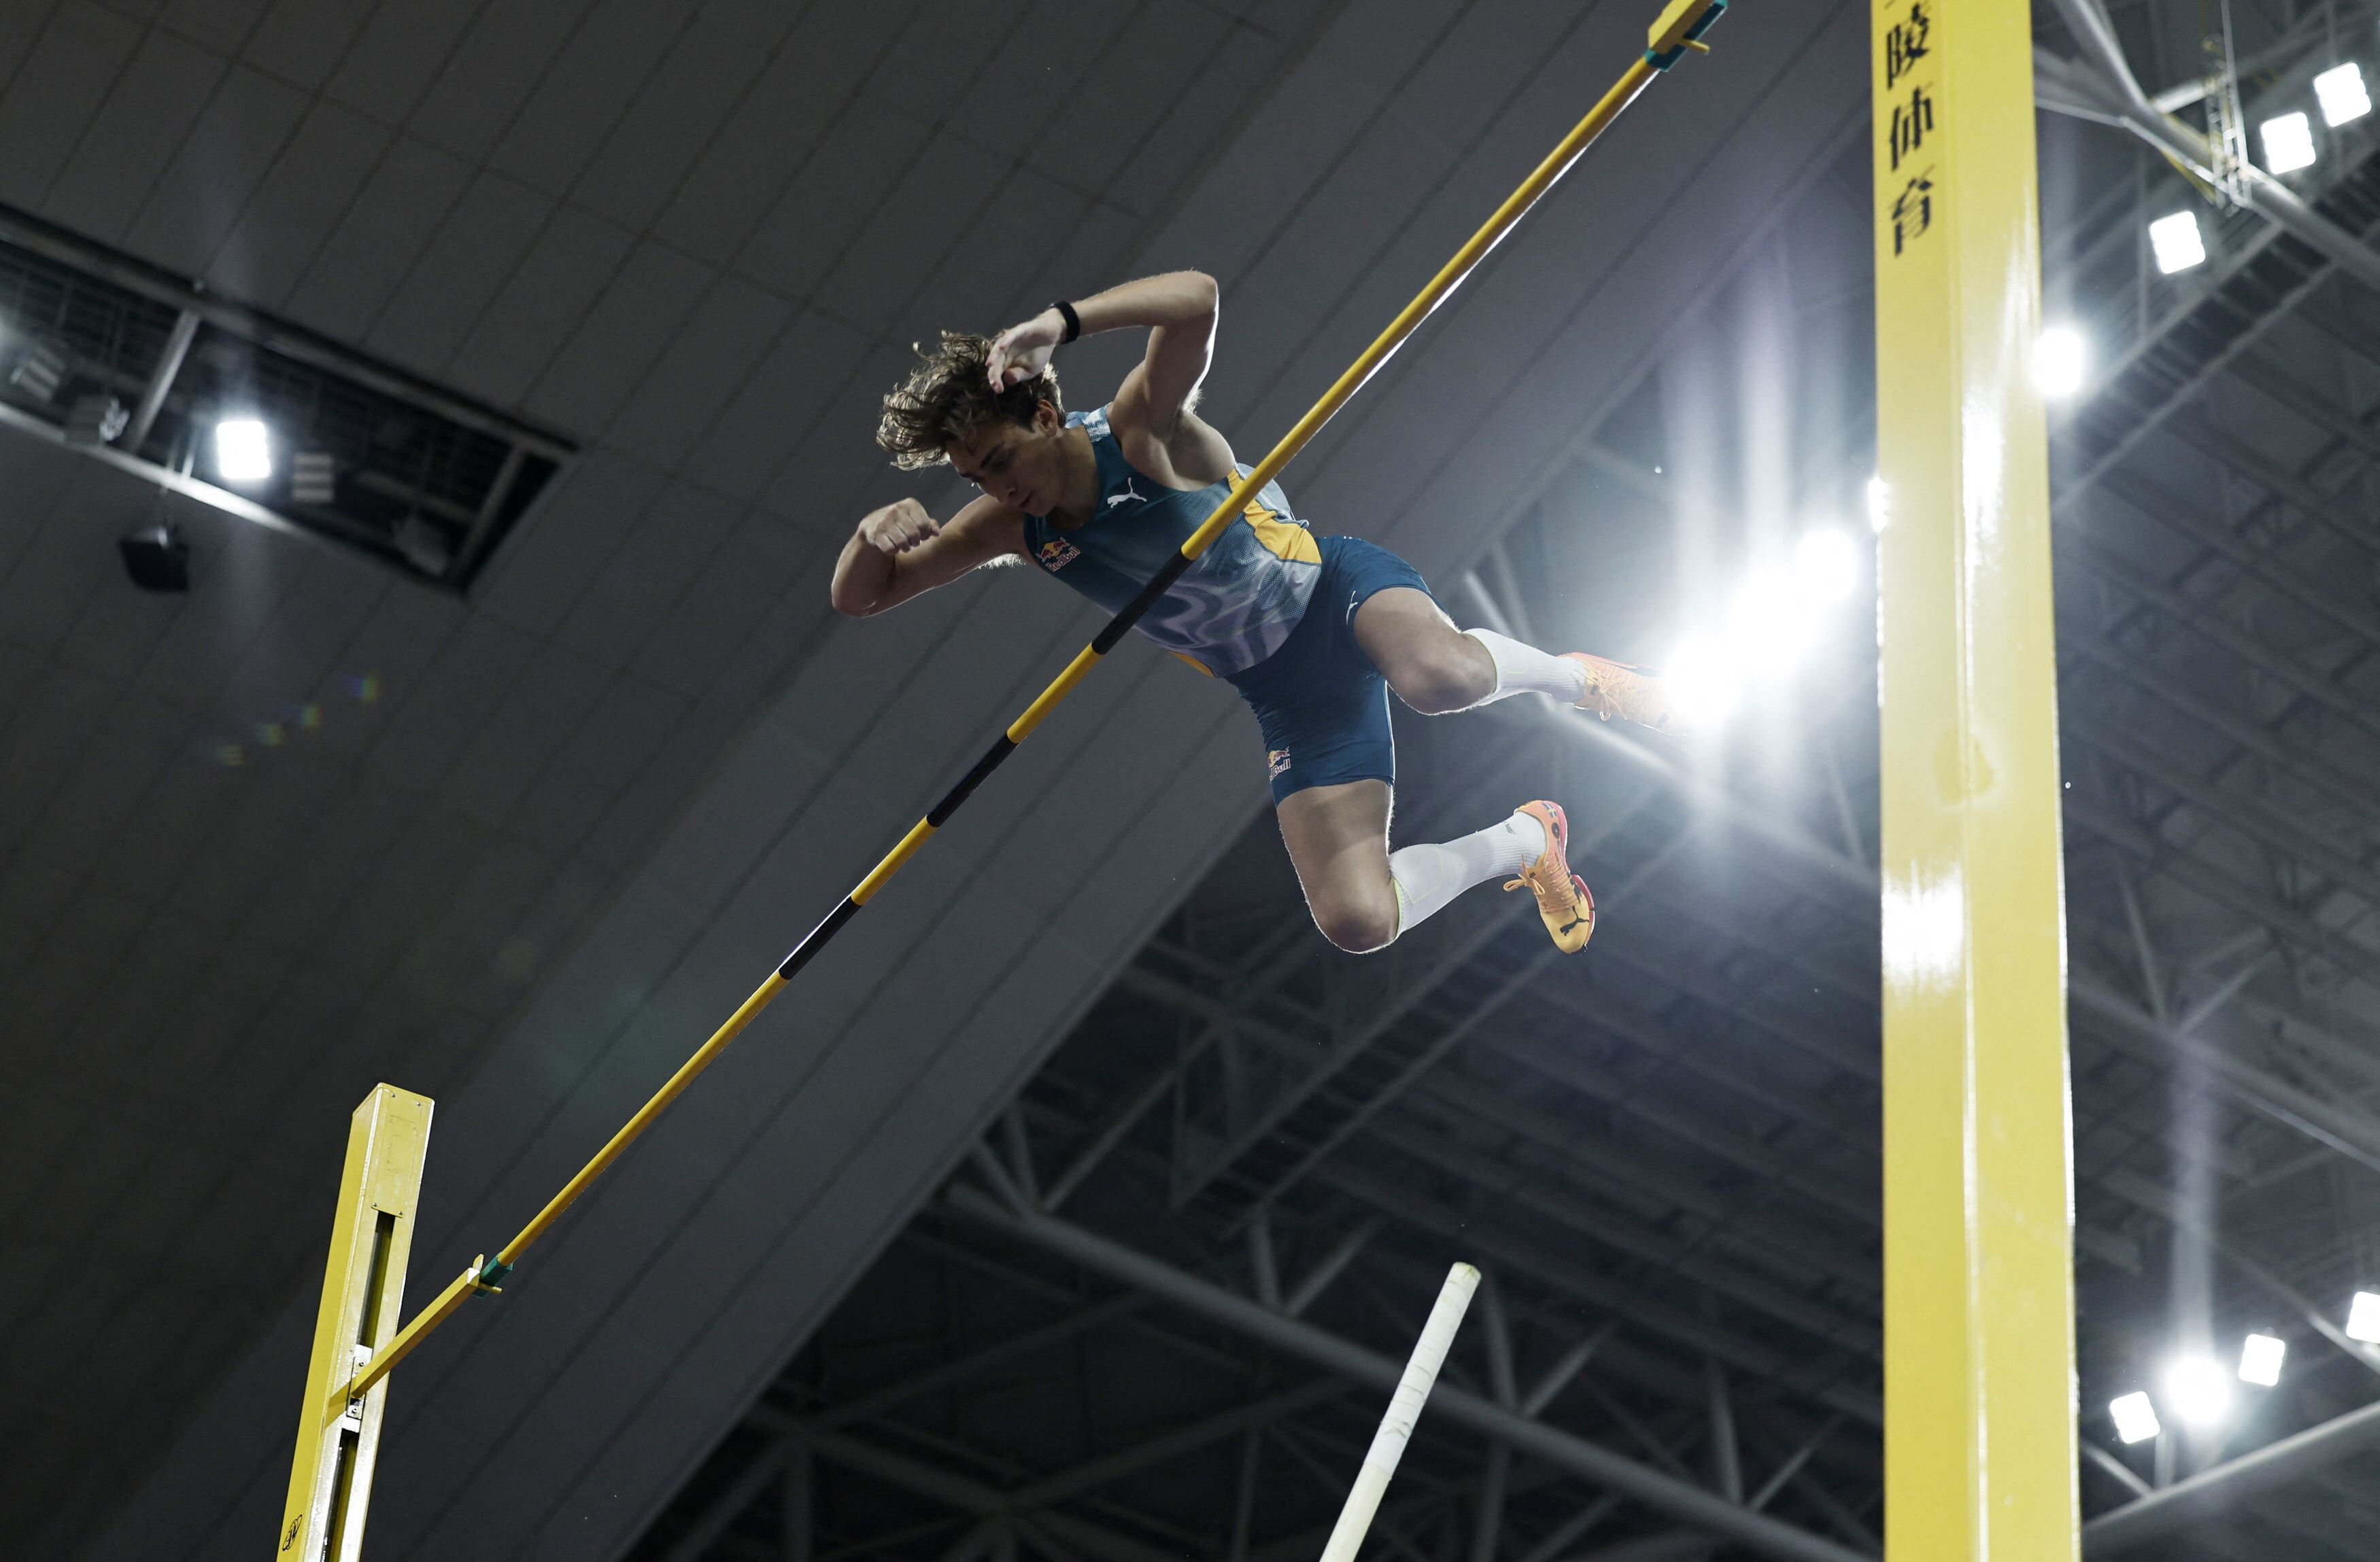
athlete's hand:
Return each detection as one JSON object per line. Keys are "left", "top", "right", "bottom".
{"left": 859, "top": 498, "right": 940, "bottom": 554}
{"left": 985, "top": 310, "right": 1063, "bottom": 390}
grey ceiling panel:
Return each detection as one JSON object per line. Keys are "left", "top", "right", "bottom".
{"left": 3, "top": 0, "right": 1871, "bottom": 1555}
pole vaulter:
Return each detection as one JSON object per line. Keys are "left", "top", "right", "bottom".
{"left": 280, "top": 3, "right": 1727, "bottom": 1552}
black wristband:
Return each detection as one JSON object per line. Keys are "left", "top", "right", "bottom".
{"left": 1050, "top": 299, "right": 1081, "bottom": 343}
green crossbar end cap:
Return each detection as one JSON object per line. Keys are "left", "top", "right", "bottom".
{"left": 1647, "top": 0, "right": 1727, "bottom": 69}
{"left": 473, "top": 1257, "right": 515, "bottom": 1295}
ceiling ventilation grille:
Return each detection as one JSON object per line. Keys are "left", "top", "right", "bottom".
{"left": 0, "top": 203, "right": 575, "bottom": 592}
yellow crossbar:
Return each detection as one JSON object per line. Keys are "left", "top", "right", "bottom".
{"left": 335, "top": 0, "right": 1724, "bottom": 1414}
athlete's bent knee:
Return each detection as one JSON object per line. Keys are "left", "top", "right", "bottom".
{"left": 1389, "top": 649, "right": 1493, "bottom": 715}
{"left": 1313, "top": 902, "right": 1398, "bottom": 954}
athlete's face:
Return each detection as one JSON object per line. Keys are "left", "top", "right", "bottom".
{"left": 947, "top": 403, "right": 1066, "bottom": 514}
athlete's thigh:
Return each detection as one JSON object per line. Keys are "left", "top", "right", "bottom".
{"left": 1350, "top": 585, "right": 1477, "bottom": 681}
{"left": 1275, "top": 777, "right": 1394, "bottom": 902}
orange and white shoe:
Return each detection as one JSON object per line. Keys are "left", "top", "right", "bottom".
{"left": 1563, "top": 652, "right": 1683, "bottom": 734}
{"left": 1505, "top": 800, "right": 1596, "bottom": 953}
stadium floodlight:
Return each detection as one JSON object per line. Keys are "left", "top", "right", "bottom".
{"left": 2149, "top": 211, "right": 2207, "bottom": 274}
{"left": 1793, "top": 527, "right": 1858, "bottom": 603}
{"left": 2239, "top": 1333, "right": 2286, "bottom": 1387}
{"left": 214, "top": 418, "right": 272, "bottom": 483}
{"left": 2262, "top": 111, "right": 2317, "bottom": 173}
{"left": 1666, "top": 634, "right": 1742, "bottom": 728}
{"left": 2347, "top": 1290, "right": 2380, "bottom": 1342}
{"left": 2316, "top": 62, "right": 2372, "bottom": 126}
{"left": 2035, "top": 324, "right": 2089, "bottom": 399}
{"left": 1726, "top": 562, "right": 1822, "bottom": 668}
{"left": 1866, "top": 474, "right": 1890, "bottom": 532}
{"left": 2109, "top": 1391, "right": 2160, "bottom": 1444}
{"left": 2164, "top": 1355, "right": 2232, "bottom": 1427}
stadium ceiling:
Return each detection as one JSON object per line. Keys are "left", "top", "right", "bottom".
{"left": 632, "top": 3, "right": 2380, "bottom": 1560}
{"left": 7, "top": 0, "right": 2380, "bottom": 1559}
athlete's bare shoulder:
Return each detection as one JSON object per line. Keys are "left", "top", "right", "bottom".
{"left": 1109, "top": 397, "right": 1236, "bottom": 490}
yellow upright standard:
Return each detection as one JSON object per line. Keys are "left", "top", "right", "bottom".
{"left": 1873, "top": 0, "right": 2081, "bottom": 1555}
{"left": 277, "top": 1085, "right": 433, "bottom": 1561}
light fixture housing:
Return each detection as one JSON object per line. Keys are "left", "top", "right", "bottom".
{"left": 2035, "top": 324, "right": 2089, "bottom": 399}
{"left": 2239, "top": 1332, "right": 2286, "bottom": 1387}
{"left": 2347, "top": 1290, "right": 2380, "bottom": 1342}
{"left": 2109, "top": 1391, "right": 2160, "bottom": 1444}
{"left": 2149, "top": 211, "right": 2207, "bottom": 274}
{"left": 2316, "top": 62, "right": 2373, "bottom": 126}
{"left": 2262, "top": 110, "right": 2317, "bottom": 173}
{"left": 214, "top": 417, "right": 273, "bottom": 482}
{"left": 118, "top": 522, "right": 189, "bottom": 593}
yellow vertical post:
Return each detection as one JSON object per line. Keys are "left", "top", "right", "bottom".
{"left": 277, "top": 1085, "right": 433, "bottom": 1561}
{"left": 1873, "top": 0, "right": 2081, "bottom": 1556}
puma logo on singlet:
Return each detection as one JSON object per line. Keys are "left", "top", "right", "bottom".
{"left": 1106, "top": 480, "right": 1148, "bottom": 509}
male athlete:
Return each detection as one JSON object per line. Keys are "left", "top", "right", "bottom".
{"left": 830, "top": 272, "right": 1676, "bottom": 954}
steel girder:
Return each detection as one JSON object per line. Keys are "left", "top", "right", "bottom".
{"left": 2081, "top": 1397, "right": 2380, "bottom": 1554}
{"left": 945, "top": 1188, "right": 1873, "bottom": 1562}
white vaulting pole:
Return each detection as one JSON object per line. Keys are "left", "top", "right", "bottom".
{"left": 1318, "top": 1262, "right": 1482, "bottom": 1562}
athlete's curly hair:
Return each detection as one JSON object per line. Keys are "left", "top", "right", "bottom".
{"left": 876, "top": 332, "right": 1064, "bottom": 470}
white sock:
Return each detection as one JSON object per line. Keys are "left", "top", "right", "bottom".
{"left": 1465, "top": 628, "right": 1586, "bottom": 706}
{"left": 1389, "top": 810, "right": 1548, "bottom": 936}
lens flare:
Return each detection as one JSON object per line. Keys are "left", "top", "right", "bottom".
{"left": 2163, "top": 1356, "right": 2232, "bottom": 1427}
{"left": 1665, "top": 634, "right": 1742, "bottom": 728}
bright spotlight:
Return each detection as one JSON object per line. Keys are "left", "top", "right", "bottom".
{"left": 2109, "top": 1391, "right": 2161, "bottom": 1445}
{"left": 1866, "top": 474, "right": 1890, "bottom": 533}
{"left": 2035, "top": 325, "right": 2089, "bottom": 399}
{"left": 2262, "top": 111, "right": 2317, "bottom": 173}
{"left": 2239, "top": 1333, "right": 2286, "bottom": 1387}
{"left": 2316, "top": 62, "right": 2372, "bottom": 126}
{"left": 2347, "top": 1290, "right": 2380, "bottom": 1342}
{"left": 2163, "top": 1356, "right": 2232, "bottom": 1427}
{"left": 1666, "top": 635, "right": 1743, "bottom": 728}
{"left": 214, "top": 418, "right": 273, "bottom": 483}
{"left": 1793, "top": 527, "right": 1858, "bottom": 603}
{"left": 1726, "top": 563, "right": 1822, "bottom": 668}
{"left": 2149, "top": 211, "right": 2207, "bottom": 274}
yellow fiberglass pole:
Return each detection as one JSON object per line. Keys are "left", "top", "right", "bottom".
{"left": 1873, "top": 0, "right": 2080, "bottom": 1555}
{"left": 335, "top": 0, "right": 1728, "bottom": 1412}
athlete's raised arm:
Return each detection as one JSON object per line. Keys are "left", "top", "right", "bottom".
{"left": 986, "top": 273, "right": 1227, "bottom": 468}
{"left": 830, "top": 494, "right": 1024, "bottom": 617}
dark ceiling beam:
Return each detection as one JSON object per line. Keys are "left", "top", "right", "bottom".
{"left": 1411, "top": 1070, "right": 1877, "bottom": 1292}
{"left": 1346, "top": 1113, "right": 1878, "bottom": 1350}
{"left": 2230, "top": 987, "right": 2380, "bottom": 1098}
{"left": 2225, "top": 350, "right": 2380, "bottom": 471}
{"left": 2062, "top": 632, "right": 2377, "bottom": 822}
{"left": 2178, "top": 411, "right": 2380, "bottom": 565}
{"left": 946, "top": 1189, "right": 1875, "bottom": 1562}
{"left": 2064, "top": 792, "right": 2380, "bottom": 1000}
{"left": 1136, "top": 919, "right": 1890, "bottom": 1287}
{"left": 2067, "top": 974, "right": 2380, "bottom": 1175}
{"left": 2073, "top": 721, "right": 2380, "bottom": 919}
{"left": 2062, "top": 530, "right": 2380, "bottom": 754}
{"left": 789, "top": 1425, "right": 1191, "bottom": 1562}
{"left": 1478, "top": 989, "right": 1881, "bottom": 1228}
{"left": 2080, "top": 1395, "right": 2380, "bottom": 1554}
{"left": 2096, "top": 1168, "right": 2380, "bottom": 1381}
{"left": 2093, "top": 462, "right": 2380, "bottom": 654}
{"left": 1303, "top": 1162, "right": 1883, "bottom": 1425}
